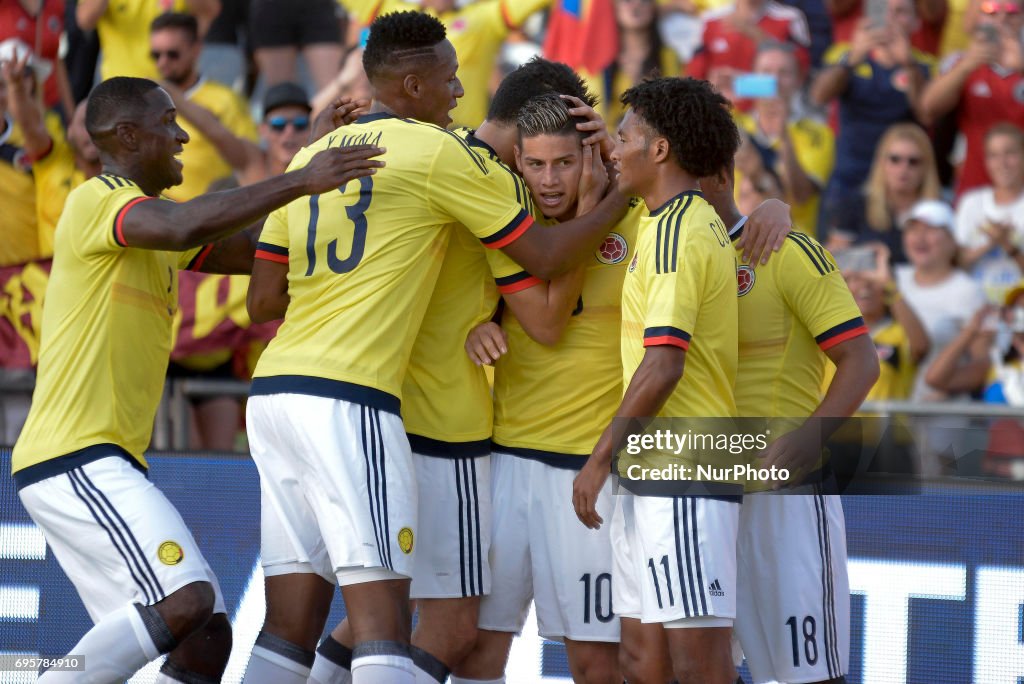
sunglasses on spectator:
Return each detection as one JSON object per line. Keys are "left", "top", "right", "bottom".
{"left": 268, "top": 115, "right": 310, "bottom": 132}
{"left": 887, "top": 154, "right": 922, "bottom": 167}
{"left": 980, "top": 1, "right": 1021, "bottom": 13}
{"left": 149, "top": 49, "right": 181, "bottom": 61}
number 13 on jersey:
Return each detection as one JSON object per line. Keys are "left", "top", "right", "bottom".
{"left": 304, "top": 175, "right": 374, "bottom": 276}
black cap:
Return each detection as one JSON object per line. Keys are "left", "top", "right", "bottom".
{"left": 263, "top": 82, "right": 311, "bottom": 117}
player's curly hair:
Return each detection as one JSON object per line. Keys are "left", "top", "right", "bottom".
{"left": 363, "top": 11, "right": 447, "bottom": 81}
{"left": 488, "top": 57, "right": 597, "bottom": 125}
{"left": 621, "top": 77, "right": 739, "bottom": 178}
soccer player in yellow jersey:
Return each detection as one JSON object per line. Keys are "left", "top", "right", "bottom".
{"left": 243, "top": 13, "right": 631, "bottom": 684}
{"left": 304, "top": 59, "right": 624, "bottom": 684}
{"left": 11, "top": 76, "right": 383, "bottom": 684}
{"left": 708, "top": 160, "right": 878, "bottom": 684}
{"left": 340, "top": 0, "right": 552, "bottom": 127}
{"left": 572, "top": 77, "right": 743, "bottom": 684}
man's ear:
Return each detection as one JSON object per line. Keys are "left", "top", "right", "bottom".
{"left": 115, "top": 122, "right": 140, "bottom": 151}
{"left": 650, "top": 136, "right": 670, "bottom": 164}
{"left": 513, "top": 143, "right": 523, "bottom": 173}
{"left": 402, "top": 73, "right": 421, "bottom": 99}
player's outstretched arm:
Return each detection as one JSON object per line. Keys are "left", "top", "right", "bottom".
{"left": 573, "top": 346, "right": 687, "bottom": 529}
{"left": 500, "top": 189, "right": 629, "bottom": 280}
{"left": 119, "top": 144, "right": 385, "bottom": 251}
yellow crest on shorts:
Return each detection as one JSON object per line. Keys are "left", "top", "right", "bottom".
{"left": 398, "top": 527, "right": 414, "bottom": 555}
{"left": 157, "top": 540, "right": 184, "bottom": 566}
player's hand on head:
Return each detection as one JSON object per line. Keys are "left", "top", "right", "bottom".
{"left": 572, "top": 458, "right": 608, "bottom": 529}
{"left": 465, "top": 321, "right": 507, "bottom": 366}
{"left": 298, "top": 144, "right": 386, "bottom": 194}
{"left": 576, "top": 143, "right": 609, "bottom": 216}
{"left": 309, "top": 97, "right": 371, "bottom": 144}
{"left": 739, "top": 198, "right": 792, "bottom": 266}
{"left": 562, "top": 94, "right": 614, "bottom": 161}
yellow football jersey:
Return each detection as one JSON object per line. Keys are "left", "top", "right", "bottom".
{"left": 401, "top": 129, "right": 535, "bottom": 453}
{"left": 13, "top": 174, "right": 207, "bottom": 483}
{"left": 341, "top": 0, "right": 551, "bottom": 127}
{"left": 251, "top": 113, "right": 533, "bottom": 411}
{"left": 822, "top": 318, "right": 911, "bottom": 401}
{"left": 492, "top": 202, "right": 645, "bottom": 463}
{"left": 621, "top": 190, "right": 737, "bottom": 415}
{"left": 734, "top": 113, "right": 834, "bottom": 238}
{"left": 734, "top": 228, "right": 866, "bottom": 418}
{"left": 97, "top": 0, "right": 187, "bottom": 81}
{"left": 1, "top": 117, "right": 41, "bottom": 267}
{"left": 163, "top": 79, "right": 259, "bottom": 201}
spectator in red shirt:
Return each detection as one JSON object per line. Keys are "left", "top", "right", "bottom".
{"left": 687, "top": 0, "right": 811, "bottom": 103}
{"left": 921, "top": 0, "right": 1024, "bottom": 197}
{"left": 0, "top": 0, "right": 71, "bottom": 113}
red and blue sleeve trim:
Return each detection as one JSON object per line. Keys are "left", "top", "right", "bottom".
{"left": 186, "top": 244, "right": 215, "bottom": 271}
{"left": 480, "top": 210, "right": 534, "bottom": 249}
{"left": 255, "top": 241, "right": 289, "bottom": 264}
{"left": 496, "top": 271, "right": 542, "bottom": 294}
{"left": 112, "top": 197, "right": 153, "bottom": 247}
{"left": 643, "top": 326, "right": 691, "bottom": 350}
{"left": 816, "top": 317, "right": 868, "bottom": 350}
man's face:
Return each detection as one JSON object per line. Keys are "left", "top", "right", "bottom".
{"left": 138, "top": 88, "right": 190, "bottom": 190}
{"left": 516, "top": 133, "right": 583, "bottom": 221}
{"left": 411, "top": 40, "right": 463, "bottom": 128}
{"left": 753, "top": 48, "right": 801, "bottom": 101}
{"left": 69, "top": 100, "right": 99, "bottom": 164}
{"left": 261, "top": 105, "right": 310, "bottom": 168}
{"left": 611, "top": 109, "right": 653, "bottom": 197}
{"left": 985, "top": 132, "right": 1024, "bottom": 191}
{"left": 150, "top": 28, "right": 199, "bottom": 85}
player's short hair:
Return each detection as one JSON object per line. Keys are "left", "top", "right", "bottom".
{"left": 362, "top": 11, "right": 447, "bottom": 81}
{"left": 85, "top": 77, "right": 162, "bottom": 139}
{"left": 517, "top": 93, "right": 586, "bottom": 142}
{"left": 621, "top": 77, "right": 740, "bottom": 178}
{"left": 488, "top": 57, "right": 597, "bottom": 125}
{"left": 150, "top": 12, "right": 199, "bottom": 42}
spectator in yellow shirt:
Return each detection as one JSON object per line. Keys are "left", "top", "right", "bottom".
{"left": 76, "top": 0, "right": 220, "bottom": 81}
{"left": 149, "top": 12, "right": 259, "bottom": 201}
{"left": 340, "top": 0, "right": 552, "bottom": 127}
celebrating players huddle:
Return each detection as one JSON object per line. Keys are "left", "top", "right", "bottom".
{"left": 11, "top": 9, "right": 879, "bottom": 684}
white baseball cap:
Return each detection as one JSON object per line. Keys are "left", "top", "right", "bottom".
{"left": 0, "top": 38, "right": 53, "bottom": 83}
{"left": 902, "top": 199, "right": 955, "bottom": 233}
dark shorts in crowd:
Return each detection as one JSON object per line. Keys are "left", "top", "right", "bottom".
{"left": 249, "top": 0, "right": 341, "bottom": 49}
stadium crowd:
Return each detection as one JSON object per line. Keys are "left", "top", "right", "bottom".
{"left": 2, "top": 0, "right": 1024, "bottom": 467}
{"left": 2, "top": 1, "right": 1023, "bottom": 683}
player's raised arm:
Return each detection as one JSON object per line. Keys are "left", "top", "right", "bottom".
{"left": 84, "top": 78, "right": 384, "bottom": 252}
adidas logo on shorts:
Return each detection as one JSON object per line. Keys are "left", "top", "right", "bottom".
{"left": 709, "top": 579, "right": 725, "bottom": 597}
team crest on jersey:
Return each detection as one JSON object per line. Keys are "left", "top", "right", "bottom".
{"left": 737, "top": 265, "right": 756, "bottom": 296}
{"left": 157, "top": 541, "right": 184, "bottom": 566}
{"left": 628, "top": 252, "right": 638, "bottom": 273}
{"left": 398, "top": 527, "right": 415, "bottom": 555}
{"left": 596, "top": 232, "right": 628, "bottom": 264}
